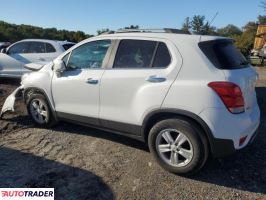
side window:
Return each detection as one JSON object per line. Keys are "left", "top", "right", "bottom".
{"left": 8, "top": 42, "right": 30, "bottom": 54}
{"left": 152, "top": 42, "right": 171, "bottom": 68}
{"left": 113, "top": 40, "right": 157, "bottom": 68}
{"left": 45, "top": 43, "right": 56, "bottom": 53}
{"left": 28, "top": 42, "right": 46, "bottom": 53}
{"left": 67, "top": 40, "right": 111, "bottom": 69}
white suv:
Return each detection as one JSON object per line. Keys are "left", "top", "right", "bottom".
{"left": 1, "top": 29, "right": 260, "bottom": 174}
{"left": 0, "top": 39, "right": 75, "bottom": 78}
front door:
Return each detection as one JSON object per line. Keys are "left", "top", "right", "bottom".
{"left": 52, "top": 40, "right": 112, "bottom": 125}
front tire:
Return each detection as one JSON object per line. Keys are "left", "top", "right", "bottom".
{"left": 26, "top": 93, "right": 56, "bottom": 127}
{"left": 148, "top": 118, "right": 208, "bottom": 175}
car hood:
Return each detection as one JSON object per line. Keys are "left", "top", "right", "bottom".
{"left": 24, "top": 61, "right": 50, "bottom": 71}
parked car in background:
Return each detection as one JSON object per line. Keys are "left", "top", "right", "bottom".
{"left": 1, "top": 29, "right": 260, "bottom": 175}
{"left": 250, "top": 48, "right": 260, "bottom": 57}
{"left": 0, "top": 42, "right": 11, "bottom": 51}
{"left": 0, "top": 39, "right": 75, "bottom": 78}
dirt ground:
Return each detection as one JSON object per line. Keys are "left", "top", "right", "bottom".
{"left": 0, "top": 68, "right": 266, "bottom": 200}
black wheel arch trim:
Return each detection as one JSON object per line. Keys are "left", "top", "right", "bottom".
{"left": 23, "top": 87, "right": 58, "bottom": 120}
{"left": 141, "top": 108, "right": 236, "bottom": 157}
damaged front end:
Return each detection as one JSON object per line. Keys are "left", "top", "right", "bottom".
{"left": 0, "top": 86, "right": 24, "bottom": 118}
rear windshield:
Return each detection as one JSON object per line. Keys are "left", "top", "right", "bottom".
{"left": 199, "top": 40, "right": 249, "bottom": 69}
{"left": 63, "top": 43, "right": 75, "bottom": 50}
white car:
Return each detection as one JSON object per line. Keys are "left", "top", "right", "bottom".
{"left": 0, "top": 39, "right": 75, "bottom": 78}
{"left": 1, "top": 29, "right": 260, "bottom": 174}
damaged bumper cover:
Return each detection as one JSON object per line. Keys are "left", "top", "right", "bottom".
{"left": 0, "top": 86, "right": 24, "bottom": 118}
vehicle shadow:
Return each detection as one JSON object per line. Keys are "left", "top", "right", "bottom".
{"left": 0, "top": 147, "right": 114, "bottom": 200}
{"left": 191, "top": 86, "right": 266, "bottom": 194}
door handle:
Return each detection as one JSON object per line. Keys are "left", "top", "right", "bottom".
{"left": 146, "top": 75, "right": 166, "bottom": 83}
{"left": 86, "top": 78, "right": 99, "bottom": 84}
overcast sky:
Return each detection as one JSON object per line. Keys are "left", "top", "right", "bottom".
{"left": 0, "top": 0, "right": 263, "bottom": 34}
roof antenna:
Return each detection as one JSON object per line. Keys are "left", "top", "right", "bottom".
{"left": 209, "top": 12, "right": 219, "bottom": 26}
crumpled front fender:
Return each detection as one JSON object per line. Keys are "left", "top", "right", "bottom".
{"left": 0, "top": 86, "right": 24, "bottom": 118}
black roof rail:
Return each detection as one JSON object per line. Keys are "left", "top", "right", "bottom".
{"left": 100, "top": 28, "right": 191, "bottom": 35}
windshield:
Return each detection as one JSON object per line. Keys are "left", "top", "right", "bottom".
{"left": 199, "top": 40, "right": 249, "bottom": 69}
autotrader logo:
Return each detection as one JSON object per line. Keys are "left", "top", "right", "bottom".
{"left": 0, "top": 188, "right": 54, "bottom": 200}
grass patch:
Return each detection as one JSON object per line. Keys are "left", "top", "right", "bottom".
{"left": 250, "top": 57, "right": 264, "bottom": 66}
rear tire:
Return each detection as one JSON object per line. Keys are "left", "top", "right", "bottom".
{"left": 26, "top": 93, "right": 57, "bottom": 127}
{"left": 148, "top": 118, "right": 208, "bottom": 175}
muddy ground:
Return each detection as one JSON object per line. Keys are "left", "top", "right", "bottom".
{"left": 0, "top": 68, "right": 266, "bottom": 200}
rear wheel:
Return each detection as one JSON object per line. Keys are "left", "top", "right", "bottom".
{"left": 148, "top": 118, "right": 208, "bottom": 175}
{"left": 26, "top": 93, "right": 56, "bottom": 127}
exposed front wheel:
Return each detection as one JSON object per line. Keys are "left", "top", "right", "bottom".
{"left": 148, "top": 118, "right": 208, "bottom": 175}
{"left": 27, "top": 94, "right": 56, "bottom": 127}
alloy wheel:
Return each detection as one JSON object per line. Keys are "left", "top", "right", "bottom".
{"left": 29, "top": 99, "right": 48, "bottom": 124}
{"left": 155, "top": 128, "right": 194, "bottom": 167}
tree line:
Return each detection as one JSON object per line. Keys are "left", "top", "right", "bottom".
{"left": 0, "top": 21, "right": 93, "bottom": 43}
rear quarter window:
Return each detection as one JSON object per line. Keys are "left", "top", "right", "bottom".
{"left": 152, "top": 42, "right": 171, "bottom": 68}
{"left": 45, "top": 43, "right": 56, "bottom": 53}
{"left": 63, "top": 43, "right": 75, "bottom": 51}
{"left": 199, "top": 40, "right": 249, "bottom": 70}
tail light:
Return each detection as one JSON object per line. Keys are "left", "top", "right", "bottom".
{"left": 208, "top": 82, "right": 245, "bottom": 114}
{"left": 239, "top": 136, "right": 247, "bottom": 146}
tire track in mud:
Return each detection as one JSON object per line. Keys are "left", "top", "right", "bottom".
{"left": 0, "top": 131, "right": 32, "bottom": 146}
{"left": 8, "top": 131, "right": 49, "bottom": 152}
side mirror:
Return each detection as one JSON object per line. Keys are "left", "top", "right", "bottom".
{"left": 53, "top": 59, "right": 66, "bottom": 76}
{"left": 0, "top": 48, "right": 6, "bottom": 54}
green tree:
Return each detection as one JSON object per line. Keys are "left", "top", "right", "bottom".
{"left": 191, "top": 15, "right": 205, "bottom": 33}
{"left": 217, "top": 24, "right": 242, "bottom": 37}
{"left": 258, "top": 15, "right": 266, "bottom": 24}
{"left": 96, "top": 28, "right": 110, "bottom": 35}
{"left": 124, "top": 25, "right": 139, "bottom": 29}
{"left": 0, "top": 20, "right": 91, "bottom": 43}
{"left": 190, "top": 15, "right": 215, "bottom": 35}
{"left": 234, "top": 20, "right": 258, "bottom": 56}
{"left": 202, "top": 22, "right": 217, "bottom": 35}
{"left": 181, "top": 17, "right": 191, "bottom": 33}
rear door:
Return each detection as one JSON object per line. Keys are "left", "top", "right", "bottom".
{"left": 43, "top": 42, "right": 62, "bottom": 61}
{"left": 99, "top": 38, "right": 182, "bottom": 134}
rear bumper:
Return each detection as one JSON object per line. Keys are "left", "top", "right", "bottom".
{"left": 199, "top": 105, "right": 260, "bottom": 157}
{"left": 209, "top": 128, "right": 259, "bottom": 157}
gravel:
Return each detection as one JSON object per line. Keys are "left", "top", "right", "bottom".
{"left": 0, "top": 68, "right": 266, "bottom": 200}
